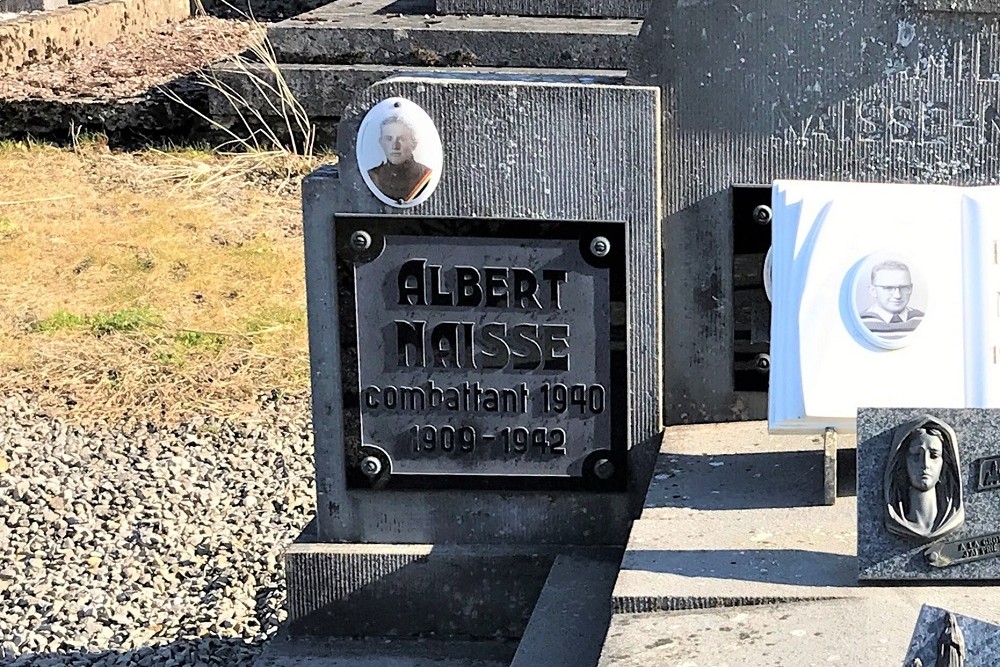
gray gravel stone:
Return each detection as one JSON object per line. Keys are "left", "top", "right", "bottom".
{"left": 0, "top": 391, "right": 315, "bottom": 666}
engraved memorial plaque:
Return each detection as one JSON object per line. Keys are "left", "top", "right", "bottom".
{"left": 336, "top": 217, "right": 626, "bottom": 488}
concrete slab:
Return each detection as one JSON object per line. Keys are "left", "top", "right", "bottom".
{"left": 615, "top": 421, "right": 857, "bottom": 610}
{"left": 511, "top": 550, "right": 622, "bottom": 667}
{"left": 268, "top": 0, "right": 640, "bottom": 68}
{"left": 255, "top": 636, "right": 517, "bottom": 666}
{"left": 600, "top": 422, "right": 1000, "bottom": 667}
{"left": 602, "top": 421, "right": 1000, "bottom": 664}
{"left": 599, "top": 599, "right": 912, "bottom": 666}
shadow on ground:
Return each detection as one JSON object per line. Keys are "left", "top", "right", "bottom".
{"left": 621, "top": 548, "right": 856, "bottom": 588}
{"left": 644, "top": 448, "right": 857, "bottom": 511}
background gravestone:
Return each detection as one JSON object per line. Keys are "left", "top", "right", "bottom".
{"left": 858, "top": 408, "right": 1000, "bottom": 581}
{"left": 629, "top": 0, "right": 1000, "bottom": 424}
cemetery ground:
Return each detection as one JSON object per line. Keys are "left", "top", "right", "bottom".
{"left": 0, "top": 133, "right": 329, "bottom": 664}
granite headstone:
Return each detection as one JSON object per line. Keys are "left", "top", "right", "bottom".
{"left": 629, "top": 0, "right": 1000, "bottom": 424}
{"left": 858, "top": 408, "right": 1000, "bottom": 581}
{"left": 901, "top": 605, "right": 1000, "bottom": 667}
{"left": 278, "top": 74, "right": 662, "bottom": 645}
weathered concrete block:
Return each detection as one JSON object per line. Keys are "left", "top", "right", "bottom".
{"left": 434, "top": 0, "right": 649, "bottom": 17}
{"left": 0, "top": 0, "right": 189, "bottom": 73}
{"left": 268, "top": 0, "right": 639, "bottom": 68}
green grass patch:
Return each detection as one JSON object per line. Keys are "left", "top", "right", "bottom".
{"left": 0, "top": 216, "right": 19, "bottom": 240}
{"left": 175, "top": 331, "right": 225, "bottom": 351}
{"left": 34, "top": 307, "right": 160, "bottom": 336}
{"left": 34, "top": 310, "right": 88, "bottom": 333}
{"left": 88, "top": 307, "right": 158, "bottom": 336}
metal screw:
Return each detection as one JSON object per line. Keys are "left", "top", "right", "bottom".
{"left": 753, "top": 353, "right": 771, "bottom": 373}
{"left": 360, "top": 456, "right": 382, "bottom": 477}
{"left": 752, "top": 205, "right": 772, "bottom": 225}
{"left": 590, "top": 236, "right": 611, "bottom": 258}
{"left": 351, "top": 230, "right": 372, "bottom": 251}
{"left": 927, "top": 551, "right": 940, "bottom": 564}
{"left": 593, "top": 458, "right": 615, "bottom": 481}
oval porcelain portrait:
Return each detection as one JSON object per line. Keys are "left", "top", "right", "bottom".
{"left": 849, "top": 252, "right": 928, "bottom": 350}
{"left": 356, "top": 97, "right": 443, "bottom": 208}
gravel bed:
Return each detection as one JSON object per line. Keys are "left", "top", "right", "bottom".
{"left": 0, "top": 390, "right": 316, "bottom": 666}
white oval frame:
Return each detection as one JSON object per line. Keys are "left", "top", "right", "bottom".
{"left": 848, "top": 251, "right": 929, "bottom": 350}
{"left": 356, "top": 97, "right": 444, "bottom": 209}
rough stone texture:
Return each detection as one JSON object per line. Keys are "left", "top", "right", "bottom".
{"left": 434, "top": 0, "right": 649, "bottom": 18}
{"left": 268, "top": 0, "right": 640, "bottom": 68}
{"left": 858, "top": 408, "right": 1000, "bottom": 581}
{"left": 629, "top": 0, "right": 1000, "bottom": 425}
{"left": 207, "top": 65, "right": 625, "bottom": 152}
{"left": 510, "top": 550, "right": 622, "bottom": 667}
{"left": 0, "top": 82, "right": 215, "bottom": 148}
{"left": 0, "top": 0, "right": 190, "bottom": 73}
{"left": 902, "top": 605, "right": 1000, "bottom": 667}
{"left": 284, "top": 543, "right": 555, "bottom": 638}
{"left": 917, "top": 0, "right": 1000, "bottom": 12}
{"left": 0, "top": 391, "right": 315, "bottom": 666}
{"left": 198, "top": 0, "right": 325, "bottom": 20}
{"left": 208, "top": 62, "right": 627, "bottom": 119}
{"left": 0, "top": 0, "right": 66, "bottom": 12}
{"left": 306, "top": 75, "right": 661, "bottom": 544}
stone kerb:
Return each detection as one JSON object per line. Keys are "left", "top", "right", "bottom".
{"left": 434, "top": 0, "right": 650, "bottom": 18}
{"left": 629, "top": 0, "right": 1000, "bottom": 425}
{"left": 304, "top": 74, "right": 663, "bottom": 543}
{"left": 0, "top": 0, "right": 189, "bottom": 75}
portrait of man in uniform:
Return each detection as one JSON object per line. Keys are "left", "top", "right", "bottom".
{"left": 366, "top": 114, "right": 434, "bottom": 204}
{"left": 859, "top": 259, "right": 925, "bottom": 341}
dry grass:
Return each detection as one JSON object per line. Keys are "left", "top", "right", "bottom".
{"left": 0, "top": 137, "right": 331, "bottom": 421}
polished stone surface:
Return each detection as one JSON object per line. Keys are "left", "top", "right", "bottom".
{"left": 901, "top": 605, "right": 1000, "bottom": 667}
{"left": 858, "top": 408, "right": 1000, "bottom": 581}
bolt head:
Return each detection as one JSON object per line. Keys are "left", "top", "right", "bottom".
{"left": 360, "top": 456, "right": 382, "bottom": 477}
{"left": 351, "top": 230, "right": 372, "bottom": 251}
{"left": 754, "top": 354, "right": 771, "bottom": 372}
{"left": 752, "top": 205, "right": 773, "bottom": 225}
{"left": 927, "top": 551, "right": 940, "bottom": 564}
{"left": 593, "top": 457, "right": 615, "bottom": 481}
{"left": 590, "top": 237, "right": 611, "bottom": 258}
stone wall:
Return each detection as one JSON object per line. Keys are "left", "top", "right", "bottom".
{"left": 0, "top": 0, "right": 189, "bottom": 75}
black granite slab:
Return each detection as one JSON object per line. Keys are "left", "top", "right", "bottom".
{"left": 901, "top": 605, "right": 1000, "bottom": 667}
{"left": 858, "top": 408, "right": 1000, "bottom": 581}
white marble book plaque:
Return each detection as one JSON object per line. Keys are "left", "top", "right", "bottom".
{"left": 769, "top": 181, "right": 1000, "bottom": 433}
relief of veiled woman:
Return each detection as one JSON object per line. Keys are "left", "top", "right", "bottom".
{"left": 884, "top": 415, "right": 964, "bottom": 542}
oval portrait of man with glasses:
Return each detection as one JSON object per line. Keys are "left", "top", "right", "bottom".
{"left": 850, "top": 253, "right": 928, "bottom": 349}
